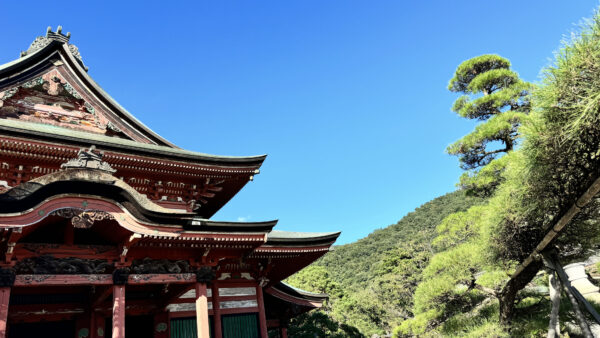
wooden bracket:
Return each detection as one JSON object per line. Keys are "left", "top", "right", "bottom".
{"left": 5, "top": 228, "right": 22, "bottom": 264}
{"left": 119, "top": 233, "right": 142, "bottom": 264}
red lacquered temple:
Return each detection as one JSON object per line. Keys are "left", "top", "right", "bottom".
{"left": 0, "top": 27, "right": 339, "bottom": 338}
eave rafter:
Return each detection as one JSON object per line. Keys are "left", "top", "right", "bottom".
{"left": 0, "top": 136, "right": 257, "bottom": 213}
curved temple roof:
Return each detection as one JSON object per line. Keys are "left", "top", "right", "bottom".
{"left": 0, "top": 27, "right": 266, "bottom": 166}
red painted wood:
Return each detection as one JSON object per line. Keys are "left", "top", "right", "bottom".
{"left": 90, "top": 311, "right": 106, "bottom": 338}
{"left": 9, "top": 312, "right": 76, "bottom": 323}
{"left": 14, "top": 244, "right": 119, "bottom": 260}
{"left": 128, "top": 273, "right": 196, "bottom": 285}
{"left": 195, "top": 283, "right": 210, "bottom": 338}
{"left": 112, "top": 285, "right": 125, "bottom": 338}
{"left": 212, "top": 283, "right": 222, "bottom": 338}
{"left": 75, "top": 312, "right": 89, "bottom": 338}
{"left": 167, "top": 310, "right": 215, "bottom": 318}
{"left": 266, "top": 319, "right": 280, "bottom": 328}
{"left": 256, "top": 286, "right": 268, "bottom": 338}
{"left": 93, "top": 314, "right": 106, "bottom": 338}
{"left": 0, "top": 287, "right": 9, "bottom": 338}
{"left": 15, "top": 274, "right": 112, "bottom": 286}
{"left": 167, "top": 296, "right": 212, "bottom": 305}
{"left": 281, "top": 327, "right": 288, "bottom": 338}
{"left": 92, "top": 286, "right": 114, "bottom": 307}
{"left": 153, "top": 312, "right": 169, "bottom": 338}
{"left": 219, "top": 307, "right": 259, "bottom": 315}
{"left": 91, "top": 313, "right": 109, "bottom": 338}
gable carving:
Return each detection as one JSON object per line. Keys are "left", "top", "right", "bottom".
{"left": 0, "top": 69, "right": 128, "bottom": 138}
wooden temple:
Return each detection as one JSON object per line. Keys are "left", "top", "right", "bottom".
{"left": 0, "top": 27, "right": 339, "bottom": 338}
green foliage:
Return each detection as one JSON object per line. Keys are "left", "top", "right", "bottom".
{"left": 399, "top": 190, "right": 507, "bottom": 334}
{"left": 285, "top": 265, "right": 343, "bottom": 299}
{"left": 447, "top": 54, "right": 532, "bottom": 198}
{"left": 448, "top": 55, "right": 511, "bottom": 93}
{"left": 287, "top": 311, "right": 363, "bottom": 338}
{"left": 457, "top": 155, "right": 510, "bottom": 197}
{"left": 286, "top": 191, "right": 482, "bottom": 337}
{"left": 489, "top": 11, "right": 600, "bottom": 263}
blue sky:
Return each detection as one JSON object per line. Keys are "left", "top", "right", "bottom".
{"left": 2, "top": 1, "right": 598, "bottom": 244}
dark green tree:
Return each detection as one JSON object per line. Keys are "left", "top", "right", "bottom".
{"left": 447, "top": 55, "right": 532, "bottom": 196}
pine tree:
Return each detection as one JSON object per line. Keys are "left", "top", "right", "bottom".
{"left": 447, "top": 55, "right": 532, "bottom": 196}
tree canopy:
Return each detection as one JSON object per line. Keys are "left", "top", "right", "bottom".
{"left": 447, "top": 54, "right": 532, "bottom": 196}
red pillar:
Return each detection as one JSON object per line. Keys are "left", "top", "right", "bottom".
{"left": 153, "top": 312, "right": 169, "bottom": 338}
{"left": 75, "top": 312, "right": 90, "bottom": 338}
{"left": 0, "top": 287, "right": 10, "bottom": 338}
{"left": 195, "top": 283, "right": 210, "bottom": 338}
{"left": 280, "top": 327, "right": 288, "bottom": 338}
{"left": 256, "top": 285, "right": 268, "bottom": 338}
{"left": 112, "top": 285, "right": 125, "bottom": 338}
{"left": 211, "top": 283, "right": 222, "bottom": 338}
{"left": 92, "top": 314, "right": 105, "bottom": 338}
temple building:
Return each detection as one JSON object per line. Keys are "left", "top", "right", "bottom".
{"left": 0, "top": 27, "right": 339, "bottom": 338}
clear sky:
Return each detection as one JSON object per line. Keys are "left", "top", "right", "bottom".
{"left": 1, "top": 1, "right": 598, "bottom": 244}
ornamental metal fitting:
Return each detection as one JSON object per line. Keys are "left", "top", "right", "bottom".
{"left": 61, "top": 146, "right": 116, "bottom": 173}
{"left": 0, "top": 268, "right": 16, "bottom": 287}
{"left": 113, "top": 268, "right": 130, "bottom": 285}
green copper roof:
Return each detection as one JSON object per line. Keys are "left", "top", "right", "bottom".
{"left": 266, "top": 230, "right": 340, "bottom": 245}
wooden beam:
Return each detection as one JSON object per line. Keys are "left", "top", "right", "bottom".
{"left": 128, "top": 273, "right": 196, "bottom": 284}
{"left": 15, "top": 274, "right": 112, "bottom": 286}
{"left": 158, "top": 284, "right": 194, "bottom": 310}
{"left": 13, "top": 273, "right": 197, "bottom": 286}
{"left": 92, "top": 286, "right": 114, "bottom": 307}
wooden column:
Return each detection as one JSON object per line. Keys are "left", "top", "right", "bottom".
{"left": 256, "top": 285, "right": 268, "bottom": 338}
{"left": 0, "top": 287, "right": 10, "bottom": 338}
{"left": 211, "top": 283, "right": 222, "bottom": 338}
{"left": 195, "top": 282, "right": 210, "bottom": 338}
{"left": 153, "top": 312, "right": 169, "bottom": 338}
{"left": 280, "top": 327, "right": 288, "bottom": 338}
{"left": 0, "top": 269, "right": 15, "bottom": 338}
{"left": 92, "top": 314, "right": 106, "bottom": 338}
{"left": 76, "top": 312, "right": 90, "bottom": 338}
{"left": 112, "top": 285, "right": 126, "bottom": 338}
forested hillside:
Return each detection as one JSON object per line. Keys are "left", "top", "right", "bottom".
{"left": 286, "top": 190, "right": 482, "bottom": 336}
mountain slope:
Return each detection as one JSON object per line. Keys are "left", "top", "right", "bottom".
{"left": 286, "top": 190, "right": 482, "bottom": 336}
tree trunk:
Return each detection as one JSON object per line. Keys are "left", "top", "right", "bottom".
{"left": 547, "top": 271, "right": 561, "bottom": 338}
{"left": 499, "top": 259, "right": 543, "bottom": 326}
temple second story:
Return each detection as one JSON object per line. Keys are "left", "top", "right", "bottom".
{"left": 0, "top": 26, "right": 267, "bottom": 217}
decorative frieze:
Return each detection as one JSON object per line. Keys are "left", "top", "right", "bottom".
{"left": 14, "top": 256, "right": 114, "bottom": 274}
{"left": 51, "top": 208, "right": 115, "bottom": 229}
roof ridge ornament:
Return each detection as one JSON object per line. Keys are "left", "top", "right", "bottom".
{"left": 61, "top": 145, "right": 117, "bottom": 173}
{"left": 20, "top": 26, "right": 87, "bottom": 71}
